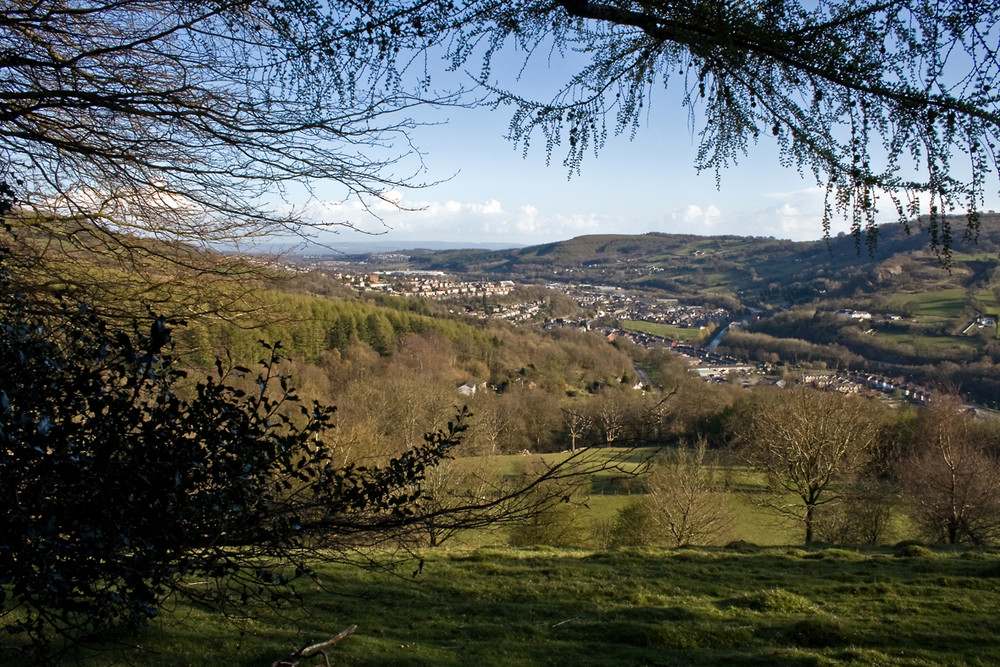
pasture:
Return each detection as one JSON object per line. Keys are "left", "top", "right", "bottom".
{"left": 55, "top": 544, "right": 1000, "bottom": 666}
{"left": 12, "top": 447, "right": 997, "bottom": 666}
{"left": 885, "top": 288, "right": 968, "bottom": 318}
{"left": 621, "top": 319, "right": 712, "bottom": 343}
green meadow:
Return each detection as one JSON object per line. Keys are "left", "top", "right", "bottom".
{"left": 59, "top": 544, "right": 1000, "bottom": 666}
{"left": 873, "top": 330, "right": 981, "bottom": 351}
{"left": 24, "top": 448, "right": 997, "bottom": 666}
{"left": 621, "top": 319, "right": 713, "bottom": 343}
{"left": 886, "top": 289, "right": 969, "bottom": 318}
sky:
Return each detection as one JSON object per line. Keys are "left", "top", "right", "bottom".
{"left": 282, "top": 46, "right": 999, "bottom": 252}
{"left": 292, "top": 104, "right": 845, "bottom": 250}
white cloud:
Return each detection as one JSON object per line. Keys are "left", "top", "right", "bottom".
{"left": 681, "top": 204, "right": 722, "bottom": 227}
{"left": 479, "top": 199, "right": 503, "bottom": 215}
{"left": 755, "top": 184, "right": 990, "bottom": 241}
{"left": 658, "top": 204, "right": 725, "bottom": 235}
{"left": 283, "top": 183, "right": 971, "bottom": 247}
{"left": 761, "top": 185, "right": 825, "bottom": 201}
{"left": 284, "top": 193, "right": 611, "bottom": 244}
{"left": 743, "top": 187, "right": 835, "bottom": 240}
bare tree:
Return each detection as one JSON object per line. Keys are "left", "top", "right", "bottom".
{"left": 414, "top": 455, "right": 503, "bottom": 548}
{"left": 644, "top": 441, "right": 734, "bottom": 547}
{"left": 730, "top": 387, "right": 884, "bottom": 544}
{"left": 469, "top": 400, "right": 518, "bottom": 456}
{"left": 813, "top": 477, "right": 895, "bottom": 545}
{"left": 595, "top": 387, "right": 631, "bottom": 444}
{"left": 562, "top": 403, "right": 594, "bottom": 452}
{"left": 1, "top": 0, "right": 453, "bottom": 310}
{"left": 899, "top": 397, "right": 1000, "bottom": 544}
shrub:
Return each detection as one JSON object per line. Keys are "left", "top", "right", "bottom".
{"left": 506, "top": 460, "right": 589, "bottom": 547}
{"left": 898, "top": 397, "right": 1000, "bottom": 545}
{"left": 813, "top": 479, "right": 895, "bottom": 545}
{"left": 607, "top": 499, "right": 660, "bottom": 547}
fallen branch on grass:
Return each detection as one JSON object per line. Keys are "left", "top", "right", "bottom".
{"left": 272, "top": 624, "right": 358, "bottom": 667}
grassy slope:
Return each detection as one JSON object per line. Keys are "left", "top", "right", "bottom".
{"left": 49, "top": 451, "right": 988, "bottom": 666}
{"left": 68, "top": 545, "right": 1000, "bottom": 666}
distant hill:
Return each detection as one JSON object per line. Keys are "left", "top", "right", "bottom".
{"left": 406, "top": 216, "right": 1000, "bottom": 308}
{"left": 273, "top": 239, "right": 524, "bottom": 256}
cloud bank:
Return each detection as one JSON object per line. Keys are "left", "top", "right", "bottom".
{"left": 284, "top": 193, "right": 608, "bottom": 245}
{"left": 277, "top": 183, "right": 954, "bottom": 249}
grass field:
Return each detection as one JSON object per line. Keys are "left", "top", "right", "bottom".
{"left": 471, "top": 449, "right": 800, "bottom": 547}
{"left": 621, "top": 319, "right": 713, "bottom": 343}
{"left": 13, "top": 448, "right": 997, "bottom": 665}
{"left": 886, "top": 288, "right": 969, "bottom": 318}
{"left": 874, "top": 330, "right": 981, "bottom": 350}
{"left": 55, "top": 544, "right": 1000, "bottom": 666}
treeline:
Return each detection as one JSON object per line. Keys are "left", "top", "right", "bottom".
{"left": 173, "top": 287, "right": 736, "bottom": 466}
{"left": 720, "top": 329, "right": 865, "bottom": 369}
{"left": 177, "top": 290, "right": 495, "bottom": 365}
{"left": 592, "top": 387, "right": 1000, "bottom": 550}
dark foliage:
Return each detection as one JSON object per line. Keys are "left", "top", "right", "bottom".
{"left": 0, "top": 265, "right": 462, "bottom": 653}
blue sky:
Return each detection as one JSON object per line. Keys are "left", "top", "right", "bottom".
{"left": 294, "top": 104, "right": 849, "bottom": 249}
{"left": 285, "top": 48, "right": 998, "bottom": 251}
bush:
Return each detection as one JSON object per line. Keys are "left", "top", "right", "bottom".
{"left": 607, "top": 499, "right": 660, "bottom": 547}
{"left": 613, "top": 443, "right": 733, "bottom": 548}
{"left": 898, "top": 399, "right": 1000, "bottom": 545}
{"left": 506, "top": 459, "right": 590, "bottom": 547}
{"left": 506, "top": 497, "right": 586, "bottom": 547}
{"left": 813, "top": 479, "right": 895, "bottom": 545}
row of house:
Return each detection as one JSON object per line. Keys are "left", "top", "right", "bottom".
{"left": 800, "top": 371, "right": 932, "bottom": 403}
{"left": 551, "top": 283, "right": 728, "bottom": 328}
{"left": 336, "top": 271, "right": 516, "bottom": 299}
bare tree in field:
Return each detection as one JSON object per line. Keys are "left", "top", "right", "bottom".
{"left": 595, "top": 387, "right": 631, "bottom": 444}
{"left": 730, "top": 387, "right": 884, "bottom": 544}
{"left": 470, "top": 400, "right": 519, "bottom": 456}
{"left": 645, "top": 441, "right": 733, "bottom": 547}
{"left": 899, "top": 397, "right": 1000, "bottom": 544}
{"left": 415, "top": 455, "right": 503, "bottom": 548}
{"left": 562, "top": 404, "right": 594, "bottom": 452}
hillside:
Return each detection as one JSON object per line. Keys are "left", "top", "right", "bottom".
{"left": 388, "top": 216, "right": 1000, "bottom": 406}
{"left": 409, "top": 216, "right": 1000, "bottom": 309}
